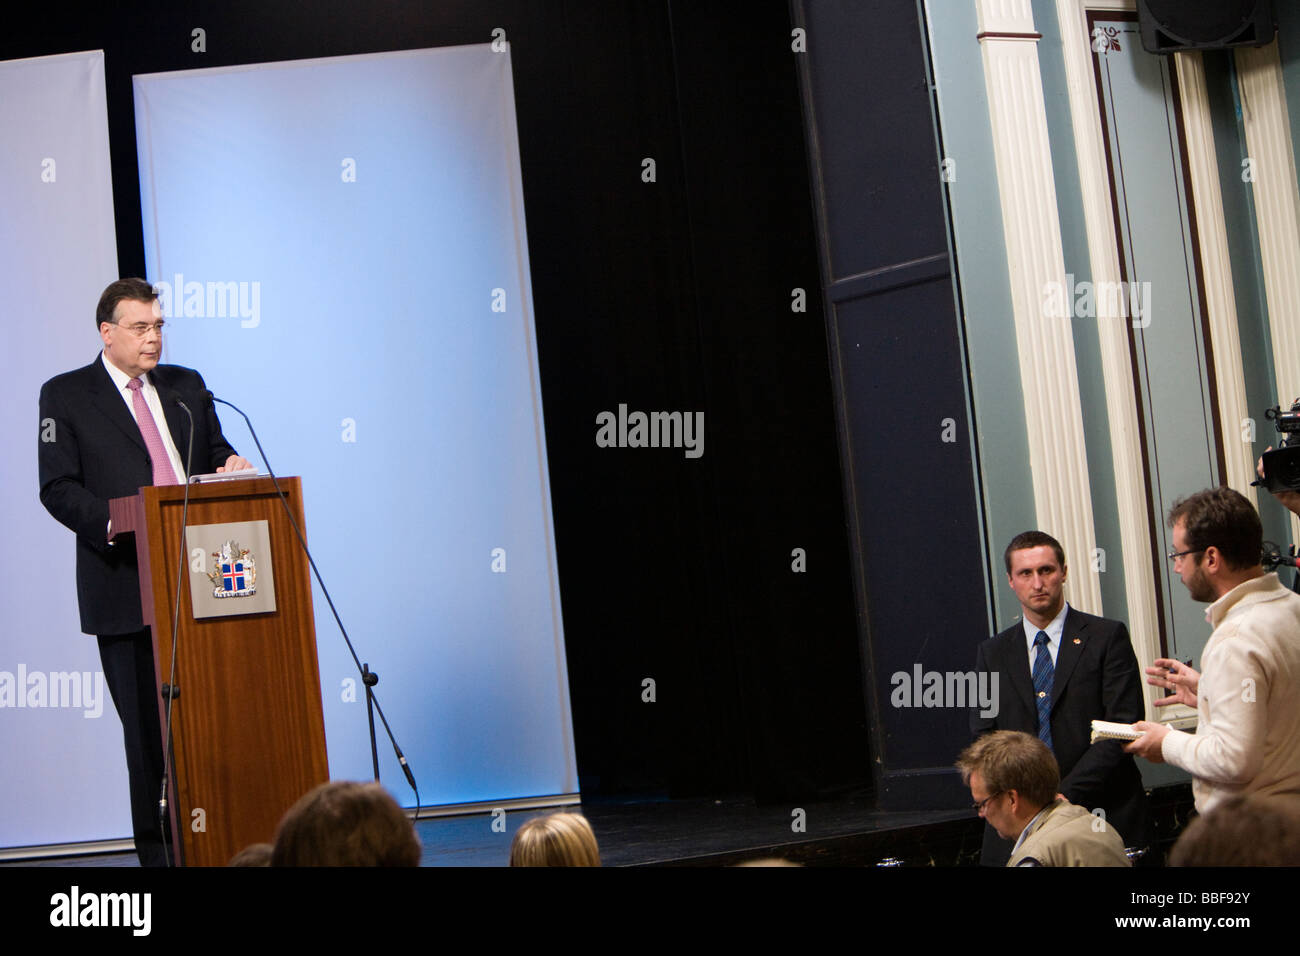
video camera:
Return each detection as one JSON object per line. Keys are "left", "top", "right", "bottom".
{"left": 1255, "top": 398, "right": 1300, "bottom": 494}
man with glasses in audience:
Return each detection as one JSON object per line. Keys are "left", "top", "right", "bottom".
{"left": 1127, "top": 487, "right": 1300, "bottom": 814}
{"left": 38, "top": 278, "right": 251, "bottom": 865}
{"left": 958, "top": 730, "right": 1130, "bottom": 866}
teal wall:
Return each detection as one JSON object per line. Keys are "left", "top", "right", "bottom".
{"left": 924, "top": 2, "right": 1300, "bottom": 789}
{"left": 1034, "top": 0, "right": 1129, "bottom": 628}
{"left": 928, "top": 1, "right": 1300, "bottom": 624}
{"left": 925, "top": 0, "right": 1034, "bottom": 632}
{"left": 1254, "top": 10, "right": 1300, "bottom": 558}
{"left": 926, "top": 0, "right": 1129, "bottom": 630}
{"left": 930, "top": 0, "right": 1294, "bottom": 702}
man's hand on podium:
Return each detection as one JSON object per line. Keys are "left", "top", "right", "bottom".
{"left": 217, "top": 454, "right": 254, "bottom": 473}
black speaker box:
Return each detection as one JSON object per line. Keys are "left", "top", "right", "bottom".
{"left": 1138, "top": 0, "right": 1276, "bottom": 54}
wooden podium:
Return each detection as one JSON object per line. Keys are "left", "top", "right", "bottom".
{"left": 110, "top": 476, "right": 329, "bottom": 866}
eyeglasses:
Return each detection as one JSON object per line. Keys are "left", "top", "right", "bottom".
{"left": 1167, "top": 547, "right": 1205, "bottom": 562}
{"left": 972, "top": 791, "right": 1003, "bottom": 813}
{"left": 111, "top": 320, "right": 166, "bottom": 337}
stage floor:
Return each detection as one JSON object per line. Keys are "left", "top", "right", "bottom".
{"left": 1, "top": 791, "right": 982, "bottom": 867}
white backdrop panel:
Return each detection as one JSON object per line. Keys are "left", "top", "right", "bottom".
{"left": 0, "top": 50, "right": 132, "bottom": 850}
{"left": 133, "top": 44, "right": 576, "bottom": 807}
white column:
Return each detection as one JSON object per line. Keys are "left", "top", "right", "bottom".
{"left": 976, "top": 0, "right": 1102, "bottom": 613}
{"left": 1175, "top": 51, "right": 1258, "bottom": 505}
{"left": 1052, "top": 0, "right": 1159, "bottom": 711}
{"left": 1235, "top": 40, "right": 1300, "bottom": 544}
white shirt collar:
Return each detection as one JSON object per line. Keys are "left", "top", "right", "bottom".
{"left": 1206, "top": 572, "right": 1281, "bottom": 628}
{"left": 1021, "top": 601, "right": 1069, "bottom": 650}
{"left": 101, "top": 350, "right": 150, "bottom": 391}
{"left": 1011, "top": 801, "right": 1057, "bottom": 855}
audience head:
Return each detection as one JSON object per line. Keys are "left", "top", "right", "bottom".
{"left": 733, "top": 857, "right": 802, "bottom": 867}
{"left": 508, "top": 811, "right": 601, "bottom": 867}
{"left": 1169, "top": 795, "right": 1300, "bottom": 866}
{"left": 229, "top": 842, "right": 273, "bottom": 867}
{"left": 271, "top": 781, "right": 420, "bottom": 867}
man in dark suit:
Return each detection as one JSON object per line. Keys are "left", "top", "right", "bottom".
{"left": 971, "top": 530, "right": 1149, "bottom": 866}
{"left": 38, "top": 278, "right": 251, "bottom": 866}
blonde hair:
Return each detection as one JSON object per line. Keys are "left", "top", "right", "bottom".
{"left": 508, "top": 812, "right": 601, "bottom": 867}
{"left": 956, "top": 730, "right": 1059, "bottom": 808}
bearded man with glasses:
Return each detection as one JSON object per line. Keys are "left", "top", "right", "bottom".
{"left": 1127, "top": 487, "right": 1300, "bottom": 815}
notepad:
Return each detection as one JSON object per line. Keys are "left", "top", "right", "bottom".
{"left": 189, "top": 468, "right": 260, "bottom": 483}
{"left": 1090, "top": 719, "right": 1144, "bottom": 744}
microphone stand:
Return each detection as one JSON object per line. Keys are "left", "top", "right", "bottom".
{"left": 363, "top": 664, "right": 380, "bottom": 782}
{"left": 206, "top": 393, "right": 420, "bottom": 812}
{"left": 158, "top": 399, "right": 195, "bottom": 867}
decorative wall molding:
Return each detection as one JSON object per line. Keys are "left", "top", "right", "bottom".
{"left": 976, "top": 0, "right": 1103, "bottom": 615}
{"left": 1054, "top": 0, "right": 1161, "bottom": 709}
{"left": 1235, "top": 41, "right": 1300, "bottom": 546}
{"left": 1175, "top": 51, "right": 1258, "bottom": 506}
{"left": 976, "top": 0, "right": 1036, "bottom": 36}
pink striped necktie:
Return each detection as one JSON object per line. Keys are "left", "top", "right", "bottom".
{"left": 126, "top": 377, "right": 180, "bottom": 486}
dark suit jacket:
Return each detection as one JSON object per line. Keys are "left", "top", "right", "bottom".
{"left": 38, "top": 357, "right": 237, "bottom": 635}
{"left": 972, "top": 606, "right": 1149, "bottom": 864}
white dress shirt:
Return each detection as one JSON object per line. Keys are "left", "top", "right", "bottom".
{"left": 1021, "top": 601, "right": 1069, "bottom": 671}
{"left": 101, "top": 351, "right": 187, "bottom": 483}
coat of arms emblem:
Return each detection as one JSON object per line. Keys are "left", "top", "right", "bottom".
{"left": 206, "top": 540, "right": 257, "bottom": 598}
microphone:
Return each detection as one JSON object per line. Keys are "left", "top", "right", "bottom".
{"left": 175, "top": 398, "right": 194, "bottom": 459}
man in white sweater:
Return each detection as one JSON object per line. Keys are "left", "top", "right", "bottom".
{"left": 1126, "top": 487, "right": 1300, "bottom": 813}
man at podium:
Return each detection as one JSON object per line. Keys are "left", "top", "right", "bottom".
{"left": 37, "top": 277, "right": 251, "bottom": 866}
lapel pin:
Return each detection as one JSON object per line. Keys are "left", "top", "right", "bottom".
{"left": 1072, "top": 638, "right": 1081, "bottom": 644}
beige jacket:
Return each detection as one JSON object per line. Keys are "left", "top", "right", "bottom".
{"left": 1161, "top": 573, "right": 1300, "bottom": 814}
{"left": 1007, "top": 799, "right": 1130, "bottom": 867}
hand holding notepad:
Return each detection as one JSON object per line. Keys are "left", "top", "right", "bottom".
{"left": 1090, "top": 719, "right": 1146, "bottom": 744}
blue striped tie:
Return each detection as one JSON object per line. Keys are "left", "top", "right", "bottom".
{"left": 1032, "top": 630, "right": 1054, "bottom": 751}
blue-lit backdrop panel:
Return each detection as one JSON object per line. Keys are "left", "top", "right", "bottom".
{"left": 134, "top": 44, "right": 575, "bottom": 806}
